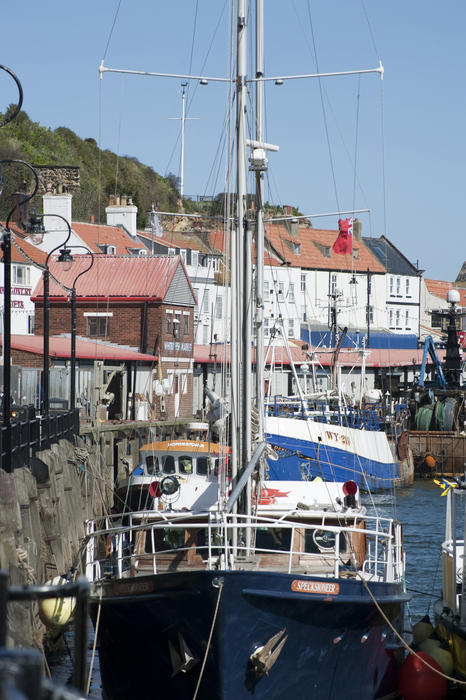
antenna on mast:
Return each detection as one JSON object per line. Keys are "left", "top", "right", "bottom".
{"left": 168, "top": 82, "right": 199, "bottom": 199}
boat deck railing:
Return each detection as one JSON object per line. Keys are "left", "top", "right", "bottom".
{"left": 265, "top": 396, "right": 388, "bottom": 431}
{"left": 84, "top": 510, "right": 404, "bottom": 585}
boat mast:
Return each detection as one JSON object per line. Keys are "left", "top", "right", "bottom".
{"left": 254, "top": 0, "right": 265, "bottom": 441}
{"left": 230, "top": 0, "right": 250, "bottom": 505}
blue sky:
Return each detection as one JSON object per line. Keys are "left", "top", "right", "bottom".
{"left": 1, "top": 1, "right": 465, "bottom": 282}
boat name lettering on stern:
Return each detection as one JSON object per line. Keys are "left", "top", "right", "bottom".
{"left": 325, "top": 431, "right": 350, "bottom": 446}
{"left": 291, "top": 580, "right": 340, "bottom": 595}
{"left": 113, "top": 581, "right": 154, "bottom": 596}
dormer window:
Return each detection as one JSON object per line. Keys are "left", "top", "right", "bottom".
{"left": 313, "top": 241, "right": 331, "bottom": 258}
{"left": 293, "top": 242, "right": 300, "bottom": 254}
{"left": 97, "top": 244, "right": 116, "bottom": 255}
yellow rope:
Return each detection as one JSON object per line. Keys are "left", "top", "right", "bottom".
{"left": 192, "top": 579, "right": 224, "bottom": 700}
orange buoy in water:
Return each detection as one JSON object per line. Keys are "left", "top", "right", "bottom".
{"left": 398, "top": 652, "right": 447, "bottom": 700}
{"left": 425, "top": 454, "right": 436, "bottom": 469}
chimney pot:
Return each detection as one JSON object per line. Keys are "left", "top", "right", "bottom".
{"left": 121, "top": 194, "right": 127, "bottom": 206}
{"left": 116, "top": 195, "right": 120, "bottom": 206}
{"left": 109, "top": 194, "right": 115, "bottom": 206}
{"left": 90, "top": 214, "right": 95, "bottom": 224}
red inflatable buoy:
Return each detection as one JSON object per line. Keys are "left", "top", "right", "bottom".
{"left": 398, "top": 651, "right": 447, "bottom": 700}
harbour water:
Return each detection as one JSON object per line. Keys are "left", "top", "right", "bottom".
{"left": 49, "top": 479, "right": 456, "bottom": 698}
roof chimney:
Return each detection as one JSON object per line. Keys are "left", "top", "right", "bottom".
{"left": 353, "top": 218, "right": 362, "bottom": 241}
{"left": 105, "top": 195, "right": 138, "bottom": 238}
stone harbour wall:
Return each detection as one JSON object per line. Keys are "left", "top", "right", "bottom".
{"left": 0, "top": 435, "right": 112, "bottom": 649}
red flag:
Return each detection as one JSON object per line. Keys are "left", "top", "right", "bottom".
{"left": 332, "top": 218, "right": 353, "bottom": 255}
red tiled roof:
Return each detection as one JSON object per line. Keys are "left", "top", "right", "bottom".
{"left": 264, "top": 223, "right": 386, "bottom": 272}
{"left": 5, "top": 334, "right": 157, "bottom": 361}
{"left": 138, "top": 230, "right": 211, "bottom": 253}
{"left": 425, "top": 278, "right": 466, "bottom": 302}
{"left": 72, "top": 222, "right": 147, "bottom": 254}
{"left": 0, "top": 226, "right": 48, "bottom": 265}
{"left": 192, "top": 223, "right": 385, "bottom": 272}
{"left": 31, "top": 255, "right": 183, "bottom": 300}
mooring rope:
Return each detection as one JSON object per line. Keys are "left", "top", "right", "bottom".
{"left": 192, "top": 579, "right": 224, "bottom": 700}
{"left": 87, "top": 587, "right": 103, "bottom": 696}
{"left": 356, "top": 570, "right": 466, "bottom": 685}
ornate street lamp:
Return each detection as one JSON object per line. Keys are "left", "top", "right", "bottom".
{"left": 39, "top": 214, "right": 73, "bottom": 414}
{"left": 60, "top": 246, "right": 94, "bottom": 409}
{"left": 0, "top": 160, "right": 39, "bottom": 471}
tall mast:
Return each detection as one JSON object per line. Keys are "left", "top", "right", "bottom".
{"left": 230, "top": 0, "right": 251, "bottom": 521}
{"left": 255, "top": 0, "right": 265, "bottom": 440}
{"left": 180, "top": 83, "right": 187, "bottom": 198}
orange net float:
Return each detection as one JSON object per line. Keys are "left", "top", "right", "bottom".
{"left": 424, "top": 454, "right": 436, "bottom": 469}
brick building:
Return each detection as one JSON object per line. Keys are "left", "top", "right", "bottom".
{"left": 31, "top": 255, "right": 196, "bottom": 420}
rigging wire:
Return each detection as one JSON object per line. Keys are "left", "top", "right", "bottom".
{"left": 305, "top": 0, "right": 341, "bottom": 214}
{"left": 102, "top": 0, "right": 123, "bottom": 62}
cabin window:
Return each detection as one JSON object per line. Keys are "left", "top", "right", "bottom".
{"left": 197, "top": 457, "right": 208, "bottom": 475}
{"left": 304, "top": 529, "right": 347, "bottom": 554}
{"left": 161, "top": 455, "right": 175, "bottom": 474}
{"left": 255, "top": 527, "right": 291, "bottom": 552}
{"left": 155, "top": 529, "right": 185, "bottom": 551}
{"left": 146, "top": 456, "right": 158, "bottom": 475}
{"left": 179, "top": 456, "right": 193, "bottom": 474}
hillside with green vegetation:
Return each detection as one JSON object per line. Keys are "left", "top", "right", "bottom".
{"left": 0, "top": 106, "right": 303, "bottom": 228}
{"left": 0, "top": 107, "right": 181, "bottom": 227}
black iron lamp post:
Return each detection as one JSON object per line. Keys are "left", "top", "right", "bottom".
{"left": 61, "top": 247, "right": 94, "bottom": 409}
{"left": 39, "top": 215, "right": 73, "bottom": 414}
{"left": 0, "top": 161, "right": 39, "bottom": 471}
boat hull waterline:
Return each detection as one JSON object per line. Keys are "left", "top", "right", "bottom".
{"left": 90, "top": 569, "right": 407, "bottom": 700}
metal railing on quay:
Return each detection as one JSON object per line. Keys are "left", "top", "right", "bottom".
{"left": 0, "top": 408, "right": 79, "bottom": 471}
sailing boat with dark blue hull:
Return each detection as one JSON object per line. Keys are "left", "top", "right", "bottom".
{"left": 86, "top": 2, "right": 409, "bottom": 698}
